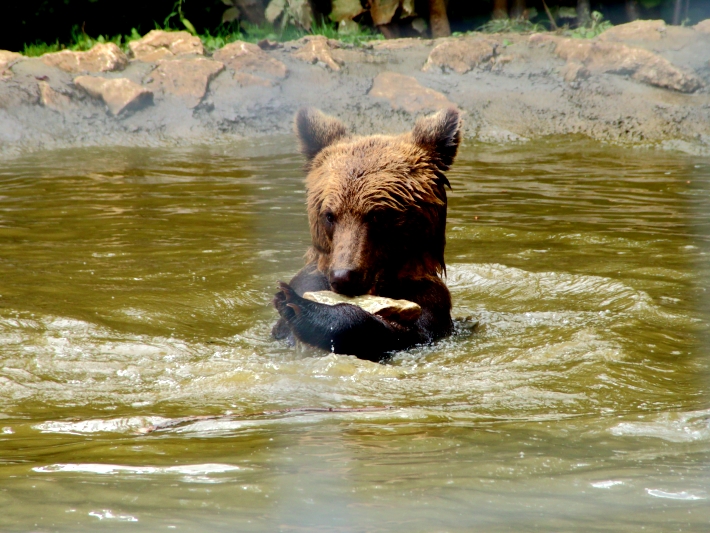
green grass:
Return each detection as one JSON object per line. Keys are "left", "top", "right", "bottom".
{"left": 564, "top": 11, "right": 613, "bottom": 38}
{"left": 22, "top": 41, "right": 63, "bottom": 57}
{"left": 477, "top": 18, "right": 548, "bottom": 34}
{"left": 19, "top": 18, "right": 383, "bottom": 58}
{"left": 20, "top": 10, "right": 608, "bottom": 59}
{"left": 201, "top": 20, "right": 383, "bottom": 51}
{"left": 22, "top": 26, "right": 143, "bottom": 56}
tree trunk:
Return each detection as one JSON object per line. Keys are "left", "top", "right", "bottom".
{"left": 429, "top": 0, "right": 451, "bottom": 38}
{"left": 234, "top": 0, "right": 266, "bottom": 25}
{"left": 378, "top": 23, "right": 401, "bottom": 39}
{"left": 672, "top": 0, "right": 683, "bottom": 25}
{"left": 625, "top": 0, "right": 640, "bottom": 21}
{"left": 577, "top": 0, "right": 591, "bottom": 27}
{"left": 493, "top": 0, "right": 508, "bottom": 20}
{"left": 511, "top": 0, "right": 526, "bottom": 20}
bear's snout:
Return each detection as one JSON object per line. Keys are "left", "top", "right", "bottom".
{"left": 329, "top": 268, "right": 365, "bottom": 296}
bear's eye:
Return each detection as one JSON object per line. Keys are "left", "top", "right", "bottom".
{"left": 323, "top": 211, "right": 336, "bottom": 226}
{"left": 365, "top": 210, "right": 384, "bottom": 225}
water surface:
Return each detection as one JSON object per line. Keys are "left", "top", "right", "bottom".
{"left": 1, "top": 138, "right": 709, "bottom": 531}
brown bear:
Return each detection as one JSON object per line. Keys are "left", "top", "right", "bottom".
{"left": 272, "top": 106, "right": 462, "bottom": 361}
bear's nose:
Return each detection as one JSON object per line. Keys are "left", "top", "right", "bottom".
{"left": 329, "top": 269, "right": 364, "bottom": 296}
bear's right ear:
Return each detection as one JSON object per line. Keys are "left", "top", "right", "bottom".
{"left": 411, "top": 107, "right": 462, "bottom": 171}
{"left": 295, "top": 108, "right": 349, "bottom": 161}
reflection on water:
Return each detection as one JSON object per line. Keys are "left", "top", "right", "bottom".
{"left": 0, "top": 138, "right": 709, "bottom": 531}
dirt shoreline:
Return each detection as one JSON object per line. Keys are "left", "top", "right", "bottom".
{"left": 1, "top": 19, "right": 710, "bottom": 157}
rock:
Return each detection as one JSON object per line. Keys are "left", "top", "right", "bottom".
{"left": 292, "top": 36, "right": 342, "bottom": 71}
{"left": 38, "top": 81, "right": 73, "bottom": 111}
{"left": 369, "top": 71, "right": 453, "bottom": 113}
{"left": 74, "top": 76, "right": 153, "bottom": 115}
{"left": 598, "top": 19, "right": 666, "bottom": 42}
{"left": 40, "top": 43, "right": 128, "bottom": 73}
{"left": 302, "top": 290, "right": 422, "bottom": 323}
{"left": 372, "top": 38, "right": 425, "bottom": 51}
{"left": 423, "top": 38, "right": 497, "bottom": 73}
{"left": 150, "top": 58, "right": 224, "bottom": 108}
{"left": 560, "top": 61, "right": 589, "bottom": 83}
{"left": 531, "top": 34, "right": 702, "bottom": 93}
{"left": 212, "top": 41, "right": 287, "bottom": 87}
{"left": 0, "top": 81, "right": 39, "bottom": 109}
{"left": 494, "top": 54, "right": 515, "bottom": 66}
{"left": 129, "top": 30, "right": 205, "bottom": 62}
{"left": 330, "top": 46, "right": 382, "bottom": 66}
{"left": 694, "top": 19, "right": 710, "bottom": 33}
{"left": 257, "top": 39, "right": 282, "bottom": 50}
{"left": 0, "top": 50, "right": 23, "bottom": 75}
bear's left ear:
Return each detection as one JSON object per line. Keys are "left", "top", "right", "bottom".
{"left": 411, "top": 107, "right": 462, "bottom": 171}
{"left": 295, "top": 107, "right": 349, "bottom": 161}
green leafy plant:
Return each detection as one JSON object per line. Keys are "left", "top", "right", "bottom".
{"left": 203, "top": 18, "right": 382, "bottom": 50}
{"left": 567, "top": 11, "right": 612, "bottom": 38}
{"left": 22, "top": 26, "right": 143, "bottom": 57}
{"left": 308, "top": 19, "right": 383, "bottom": 46}
{"left": 265, "top": 0, "right": 313, "bottom": 30}
{"left": 241, "top": 20, "right": 308, "bottom": 42}
{"left": 163, "top": 0, "right": 198, "bottom": 35}
{"left": 478, "top": 17, "right": 547, "bottom": 34}
{"left": 22, "top": 41, "right": 62, "bottom": 57}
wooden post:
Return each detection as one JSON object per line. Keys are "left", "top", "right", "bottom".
{"left": 511, "top": 0, "right": 526, "bottom": 20}
{"left": 577, "top": 0, "right": 591, "bottom": 27}
{"left": 429, "top": 0, "right": 451, "bottom": 38}
{"left": 625, "top": 0, "right": 640, "bottom": 21}
{"left": 493, "top": 0, "right": 508, "bottom": 20}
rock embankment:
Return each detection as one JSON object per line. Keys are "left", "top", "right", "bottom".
{"left": 1, "top": 20, "right": 710, "bottom": 155}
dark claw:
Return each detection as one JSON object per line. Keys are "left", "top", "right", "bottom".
{"left": 277, "top": 281, "right": 296, "bottom": 301}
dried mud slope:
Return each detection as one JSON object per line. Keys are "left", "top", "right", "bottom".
{"left": 1, "top": 20, "right": 709, "bottom": 155}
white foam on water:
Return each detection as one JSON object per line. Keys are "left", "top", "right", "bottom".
{"left": 88, "top": 509, "right": 138, "bottom": 522}
{"left": 34, "top": 463, "right": 242, "bottom": 476}
{"left": 34, "top": 416, "right": 169, "bottom": 434}
{"left": 591, "top": 480, "right": 624, "bottom": 489}
{"left": 446, "top": 263, "right": 687, "bottom": 326}
{"left": 610, "top": 409, "right": 710, "bottom": 443}
{"left": 645, "top": 489, "right": 706, "bottom": 501}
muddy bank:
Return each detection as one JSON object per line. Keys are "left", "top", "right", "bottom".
{"left": 1, "top": 19, "right": 710, "bottom": 156}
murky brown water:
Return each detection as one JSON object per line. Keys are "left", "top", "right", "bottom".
{"left": 1, "top": 138, "right": 709, "bottom": 532}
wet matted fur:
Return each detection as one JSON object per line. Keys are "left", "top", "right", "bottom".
{"left": 273, "top": 107, "right": 462, "bottom": 361}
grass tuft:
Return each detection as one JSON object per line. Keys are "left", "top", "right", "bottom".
{"left": 22, "top": 26, "right": 143, "bottom": 56}
{"left": 565, "top": 11, "right": 613, "bottom": 38}
{"left": 478, "top": 18, "right": 548, "bottom": 34}
{"left": 19, "top": 19, "right": 383, "bottom": 57}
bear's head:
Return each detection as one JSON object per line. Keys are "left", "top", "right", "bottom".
{"left": 296, "top": 107, "right": 462, "bottom": 297}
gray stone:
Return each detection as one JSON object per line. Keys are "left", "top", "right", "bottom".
{"left": 531, "top": 34, "right": 702, "bottom": 93}
{"left": 74, "top": 76, "right": 153, "bottom": 115}
{"left": 129, "top": 30, "right": 205, "bottom": 62}
{"left": 598, "top": 20, "right": 666, "bottom": 42}
{"left": 150, "top": 58, "right": 224, "bottom": 108}
{"left": 40, "top": 43, "right": 128, "bottom": 73}
{"left": 292, "top": 36, "right": 342, "bottom": 71}
{"left": 38, "top": 81, "right": 73, "bottom": 111}
{"left": 0, "top": 50, "right": 23, "bottom": 77}
{"left": 695, "top": 19, "right": 710, "bottom": 33}
{"left": 369, "top": 71, "right": 453, "bottom": 113}
{"left": 212, "top": 41, "right": 287, "bottom": 86}
{"left": 423, "top": 38, "right": 497, "bottom": 73}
